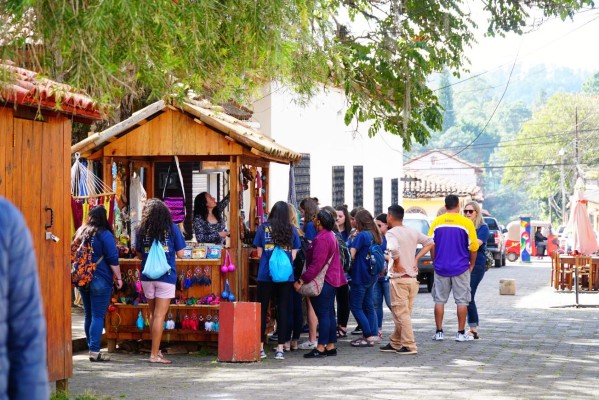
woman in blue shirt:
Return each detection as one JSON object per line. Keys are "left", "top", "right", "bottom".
{"left": 73, "top": 206, "right": 121, "bottom": 362}
{"left": 135, "top": 199, "right": 186, "bottom": 364}
{"left": 462, "top": 201, "right": 490, "bottom": 339}
{"left": 253, "top": 201, "right": 301, "bottom": 360}
{"left": 349, "top": 209, "right": 382, "bottom": 347}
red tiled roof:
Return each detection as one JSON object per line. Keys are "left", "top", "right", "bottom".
{"left": 0, "top": 64, "right": 102, "bottom": 121}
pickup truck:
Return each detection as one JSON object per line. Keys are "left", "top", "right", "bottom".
{"left": 403, "top": 213, "right": 435, "bottom": 292}
{"left": 483, "top": 216, "right": 506, "bottom": 268}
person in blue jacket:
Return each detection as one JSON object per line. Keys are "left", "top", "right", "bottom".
{"left": 253, "top": 201, "right": 301, "bottom": 360}
{"left": 0, "top": 197, "right": 49, "bottom": 399}
{"left": 136, "top": 198, "right": 186, "bottom": 364}
{"left": 74, "top": 206, "right": 122, "bottom": 362}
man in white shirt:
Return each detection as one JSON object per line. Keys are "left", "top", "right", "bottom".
{"left": 379, "top": 205, "right": 434, "bottom": 355}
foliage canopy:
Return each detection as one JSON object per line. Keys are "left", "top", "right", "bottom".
{"left": 0, "top": 0, "right": 594, "bottom": 148}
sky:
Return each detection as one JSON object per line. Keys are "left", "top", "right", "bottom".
{"left": 465, "top": 4, "right": 599, "bottom": 73}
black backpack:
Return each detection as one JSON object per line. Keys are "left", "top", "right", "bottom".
{"left": 293, "top": 236, "right": 310, "bottom": 279}
{"left": 335, "top": 232, "right": 352, "bottom": 273}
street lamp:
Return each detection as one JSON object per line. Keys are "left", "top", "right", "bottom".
{"left": 559, "top": 148, "right": 566, "bottom": 225}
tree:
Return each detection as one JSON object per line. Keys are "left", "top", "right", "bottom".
{"left": 501, "top": 93, "right": 599, "bottom": 222}
{"left": 582, "top": 71, "right": 599, "bottom": 95}
{"left": 0, "top": 0, "right": 593, "bottom": 149}
{"left": 438, "top": 69, "right": 455, "bottom": 132}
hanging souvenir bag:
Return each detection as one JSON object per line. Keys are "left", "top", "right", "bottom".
{"left": 142, "top": 240, "right": 172, "bottom": 279}
{"left": 71, "top": 233, "right": 103, "bottom": 289}
{"left": 269, "top": 246, "right": 293, "bottom": 282}
{"left": 162, "top": 155, "right": 186, "bottom": 223}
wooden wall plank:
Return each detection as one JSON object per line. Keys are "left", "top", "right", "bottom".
{"left": 61, "top": 118, "right": 73, "bottom": 378}
{"left": 147, "top": 110, "right": 173, "bottom": 156}
{"left": 41, "top": 117, "right": 69, "bottom": 382}
{"left": 0, "top": 108, "right": 10, "bottom": 196}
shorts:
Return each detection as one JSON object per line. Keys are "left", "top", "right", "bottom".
{"left": 431, "top": 270, "right": 471, "bottom": 305}
{"left": 141, "top": 281, "right": 176, "bottom": 300}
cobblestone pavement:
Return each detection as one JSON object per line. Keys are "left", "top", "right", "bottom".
{"left": 68, "top": 260, "right": 599, "bottom": 400}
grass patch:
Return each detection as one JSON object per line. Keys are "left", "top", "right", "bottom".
{"left": 51, "top": 390, "right": 116, "bottom": 400}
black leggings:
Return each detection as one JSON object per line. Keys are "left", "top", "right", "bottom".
{"left": 336, "top": 283, "right": 350, "bottom": 327}
{"left": 257, "top": 281, "right": 292, "bottom": 345}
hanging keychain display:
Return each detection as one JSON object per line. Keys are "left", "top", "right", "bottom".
{"left": 221, "top": 279, "right": 235, "bottom": 302}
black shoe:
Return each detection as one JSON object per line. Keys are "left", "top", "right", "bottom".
{"left": 268, "top": 331, "right": 278, "bottom": 342}
{"left": 325, "top": 347, "right": 337, "bottom": 356}
{"left": 396, "top": 346, "right": 418, "bottom": 355}
{"left": 303, "top": 348, "right": 327, "bottom": 358}
{"left": 350, "top": 326, "right": 362, "bottom": 335}
{"left": 379, "top": 343, "right": 397, "bottom": 353}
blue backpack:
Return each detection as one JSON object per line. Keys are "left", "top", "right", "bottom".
{"left": 367, "top": 232, "right": 385, "bottom": 276}
{"left": 269, "top": 246, "right": 293, "bottom": 282}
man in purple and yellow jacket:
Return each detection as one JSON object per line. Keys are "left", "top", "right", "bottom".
{"left": 428, "top": 195, "right": 479, "bottom": 343}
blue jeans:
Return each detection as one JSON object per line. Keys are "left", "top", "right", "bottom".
{"left": 349, "top": 281, "right": 378, "bottom": 338}
{"left": 373, "top": 278, "right": 391, "bottom": 330}
{"left": 79, "top": 275, "right": 113, "bottom": 352}
{"left": 467, "top": 263, "right": 486, "bottom": 327}
{"left": 286, "top": 289, "right": 303, "bottom": 341}
{"left": 310, "top": 282, "right": 337, "bottom": 345}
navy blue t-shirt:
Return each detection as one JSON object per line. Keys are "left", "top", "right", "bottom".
{"left": 135, "top": 223, "right": 186, "bottom": 284}
{"left": 475, "top": 224, "right": 490, "bottom": 268}
{"left": 253, "top": 223, "right": 301, "bottom": 282}
{"left": 90, "top": 229, "right": 120, "bottom": 285}
{"left": 350, "top": 231, "right": 379, "bottom": 286}
{"left": 304, "top": 221, "right": 317, "bottom": 241}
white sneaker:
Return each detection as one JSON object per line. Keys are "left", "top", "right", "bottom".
{"left": 455, "top": 332, "right": 474, "bottom": 342}
{"left": 432, "top": 331, "right": 444, "bottom": 341}
{"left": 298, "top": 340, "right": 317, "bottom": 350}
{"left": 260, "top": 349, "right": 267, "bottom": 359}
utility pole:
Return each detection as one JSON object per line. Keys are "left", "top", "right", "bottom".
{"left": 575, "top": 107, "right": 579, "bottom": 179}
{"left": 559, "top": 148, "right": 566, "bottom": 225}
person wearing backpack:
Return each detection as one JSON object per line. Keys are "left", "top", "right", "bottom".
{"left": 135, "top": 199, "right": 186, "bottom": 364}
{"left": 373, "top": 213, "right": 391, "bottom": 339}
{"left": 73, "top": 206, "right": 121, "bottom": 362}
{"left": 349, "top": 209, "right": 382, "bottom": 347}
{"left": 253, "top": 201, "right": 301, "bottom": 360}
{"left": 294, "top": 210, "right": 346, "bottom": 358}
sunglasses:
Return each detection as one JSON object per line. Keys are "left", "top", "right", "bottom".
{"left": 463, "top": 209, "right": 476, "bottom": 214}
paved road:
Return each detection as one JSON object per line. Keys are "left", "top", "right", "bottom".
{"left": 68, "top": 260, "right": 599, "bottom": 399}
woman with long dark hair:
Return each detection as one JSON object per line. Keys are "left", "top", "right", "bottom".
{"left": 295, "top": 210, "right": 346, "bottom": 358}
{"left": 253, "top": 201, "right": 301, "bottom": 360}
{"left": 335, "top": 205, "right": 352, "bottom": 242}
{"left": 73, "top": 206, "right": 121, "bottom": 362}
{"left": 193, "top": 191, "right": 230, "bottom": 244}
{"left": 135, "top": 198, "right": 186, "bottom": 364}
{"left": 373, "top": 213, "right": 391, "bottom": 338}
{"left": 349, "top": 209, "right": 382, "bottom": 347}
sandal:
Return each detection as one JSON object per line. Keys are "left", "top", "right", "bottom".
{"left": 149, "top": 355, "right": 173, "bottom": 364}
{"left": 350, "top": 338, "right": 374, "bottom": 348}
{"left": 89, "top": 352, "right": 110, "bottom": 362}
{"left": 336, "top": 327, "right": 348, "bottom": 338}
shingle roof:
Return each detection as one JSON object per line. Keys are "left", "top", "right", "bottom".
{"left": 0, "top": 63, "right": 102, "bottom": 122}
{"left": 403, "top": 170, "right": 483, "bottom": 201}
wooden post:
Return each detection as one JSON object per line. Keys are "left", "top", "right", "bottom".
{"left": 229, "top": 156, "right": 240, "bottom": 299}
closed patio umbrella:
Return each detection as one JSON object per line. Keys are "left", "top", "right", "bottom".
{"left": 569, "top": 177, "right": 598, "bottom": 255}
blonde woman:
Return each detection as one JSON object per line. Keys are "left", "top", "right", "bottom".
{"left": 462, "top": 201, "right": 489, "bottom": 339}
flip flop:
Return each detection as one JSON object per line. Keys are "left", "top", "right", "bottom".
{"left": 336, "top": 327, "right": 348, "bottom": 338}
{"left": 149, "top": 355, "right": 173, "bottom": 364}
{"left": 350, "top": 338, "right": 373, "bottom": 348}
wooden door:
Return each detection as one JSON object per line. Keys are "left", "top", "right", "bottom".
{"left": 0, "top": 108, "right": 73, "bottom": 382}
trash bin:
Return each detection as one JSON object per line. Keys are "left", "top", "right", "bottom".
{"left": 218, "top": 302, "right": 261, "bottom": 362}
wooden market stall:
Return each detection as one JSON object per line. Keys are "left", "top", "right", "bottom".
{"left": 0, "top": 64, "right": 103, "bottom": 389}
{"left": 71, "top": 99, "right": 301, "bottom": 349}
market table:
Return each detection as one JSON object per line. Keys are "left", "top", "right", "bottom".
{"left": 552, "top": 254, "right": 599, "bottom": 291}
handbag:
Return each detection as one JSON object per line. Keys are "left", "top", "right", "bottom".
{"left": 298, "top": 253, "right": 334, "bottom": 297}
{"left": 484, "top": 249, "right": 494, "bottom": 271}
{"left": 142, "top": 239, "right": 172, "bottom": 279}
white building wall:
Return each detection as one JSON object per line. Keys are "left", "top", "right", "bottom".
{"left": 252, "top": 83, "right": 404, "bottom": 213}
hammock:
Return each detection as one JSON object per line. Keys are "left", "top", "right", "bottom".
{"left": 71, "top": 152, "right": 114, "bottom": 199}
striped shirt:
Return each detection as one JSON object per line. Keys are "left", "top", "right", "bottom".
{"left": 428, "top": 212, "right": 480, "bottom": 277}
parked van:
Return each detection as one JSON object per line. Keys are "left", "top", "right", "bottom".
{"left": 505, "top": 220, "right": 558, "bottom": 262}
